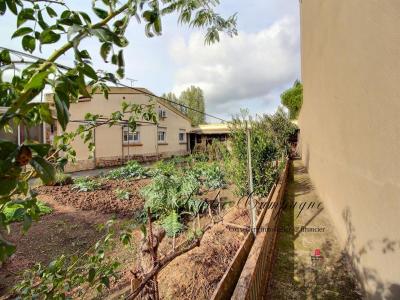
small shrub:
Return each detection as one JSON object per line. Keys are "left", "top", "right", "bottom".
{"left": 190, "top": 162, "right": 225, "bottom": 190}
{"left": 72, "top": 177, "right": 101, "bottom": 192}
{"left": 106, "top": 160, "right": 148, "bottom": 180}
{"left": 148, "top": 160, "right": 177, "bottom": 177}
{"left": 54, "top": 172, "right": 73, "bottom": 186}
{"left": 114, "top": 188, "right": 130, "bottom": 200}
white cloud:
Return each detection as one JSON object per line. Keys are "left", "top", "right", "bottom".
{"left": 169, "top": 17, "right": 300, "bottom": 118}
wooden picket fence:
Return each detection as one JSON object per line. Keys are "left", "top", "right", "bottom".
{"left": 211, "top": 160, "right": 289, "bottom": 300}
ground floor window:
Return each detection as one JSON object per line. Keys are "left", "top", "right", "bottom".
{"left": 123, "top": 127, "right": 140, "bottom": 143}
{"left": 158, "top": 129, "right": 166, "bottom": 143}
{"left": 179, "top": 129, "right": 186, "bottom": 142}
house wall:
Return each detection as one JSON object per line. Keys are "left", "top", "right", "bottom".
{"left": 299, "top": 0, "right": 400, "bottom": 297}
{"left": 55, "top": 88, "right": 191, "bottom": 172}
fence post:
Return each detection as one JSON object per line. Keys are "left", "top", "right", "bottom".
{"left": 246, "top": 121, "right": 257, "bottom": 236}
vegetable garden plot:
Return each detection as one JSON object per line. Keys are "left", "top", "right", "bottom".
{"left": 36, "top": 178, "right": 150, "bottom": 217}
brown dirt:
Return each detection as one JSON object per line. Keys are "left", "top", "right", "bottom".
{"left": 36, "top": 178, "right": 150, "bottom": 217}
{"left": 158, "top": 206, "right": 251, "bottom": 300}
{"left": 0, "top": 196, "right": 114, "bottom": 296}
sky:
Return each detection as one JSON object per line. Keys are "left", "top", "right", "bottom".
{"left": 0, "top": 0, "right": 301, "bottom": 122}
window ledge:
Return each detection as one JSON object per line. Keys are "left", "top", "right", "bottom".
{"left": 179, "top": 141, "right": 187, "bottom": 144}
{"left": 123, "top": 143, "right": 143, "bottom": 147}
{"left": 158, "top": 142, "right": 168, "bottom": 145}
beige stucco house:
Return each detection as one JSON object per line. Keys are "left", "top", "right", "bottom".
{"left": 47, "top": 87, "right": 192, "bottom": 172}
{"left": 299, "top": 1, "right": 400, "bottom": 298}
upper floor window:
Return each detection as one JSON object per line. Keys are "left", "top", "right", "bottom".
{"left": 123, "top": 127, "right": 140, "bottom": 143}
{"left": 179, "top": 129, "right": 186, "bottom": 142}
{"left": 158, "top": 108, "right": 167, "bottom": 119}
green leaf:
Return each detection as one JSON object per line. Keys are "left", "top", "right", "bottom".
{"left": 93, "top": 7, "right": 108, "bottom": 19}
{"left": 100, "top": 276, "right": 110, "bottom": 288}
{"left": 46, "top": 6, "right": 57, "bottom": 17}
{"left": 0, "top": 178, "right": 17, "bottom": 196}
{"left": 154, "top": 17, "right": 162, "bottom": 34}
{"left": 0, "top": 0, "right": 6, "bottom": 15}
{"left": 88, "top": 268, "right": 96, "bottom": 283}
{"left": 0, "top": 49, "right": 11, "bottom": 64}
{"left": 100, "top": 42, "right": 112, "bottom": 62}
{"left": 5, "top": 0, "right": 17, "bottom": 15}
{"left": 0, "top": 237, "right": 16, "bottom": 262}
{"left": 26, "top": 143, "right": 51, "bottom": 157}
{"left": 24, "top": 69, "right": 52, "bottom": 90}
{"left": 117, "top": 50, "right": 124, "bottom": 68}
{"left": 17, "top": 8, "right": 35, "bottom": 27}
{"left": 12, "top": 27, "right": 32, "bottom": 38}
{"left": 22, "top": 35, "right": 35, "bottom": 53}
{"left": 39, "top": 103, "right": 53, "bottom": 124}
{"left": 113, "top": 35, "right": 128, "bottom": 47}
{"left": 40, "top": 30, "right": 61, "bottom": 44}
{"left": 30, "top": 156, "right": 56, "bottom": 185}
{"left": 79, "top": 11, "right": 92, "bottom": 24}
{"left": 161, "top": 211, "right": 183, "bottom": 237}
{"left": 82, "top": 63, "right": 98, "bottom": 80}
{"left": 37, "top": 10, "right": 49, "bottom": 30}
{"left": 54, "top": 91, "right": 70, "bottom": 131}
{"left": 91, "top": 28, "right": 114, "bottom": 42}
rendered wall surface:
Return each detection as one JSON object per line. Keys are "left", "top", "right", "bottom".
{"left": 299, "top": 0, "right": 400, "bottom": 298}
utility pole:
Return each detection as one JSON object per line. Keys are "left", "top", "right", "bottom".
{"left": 246, "top": 121, "right": 257, "bottom": 236}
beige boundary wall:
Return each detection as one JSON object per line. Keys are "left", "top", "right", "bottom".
{"left": 50, "top": 87, "right": 192, "bottom": 172}
{"left": 299, "top": 1, "right": 400, "bottom": 298}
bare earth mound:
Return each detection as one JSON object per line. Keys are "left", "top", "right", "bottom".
{"left": 36, "top": 179, "right": 150, "bottom": 217}
{"left": 158, "top": 207, "right": 251, "bottom": 300}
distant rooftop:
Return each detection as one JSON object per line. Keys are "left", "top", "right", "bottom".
{"left": 191, "top": 123, "right": 230, "bottom": 134}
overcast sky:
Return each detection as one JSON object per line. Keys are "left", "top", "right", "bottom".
{"left": 0, "top": 0, "right": 300, "bottom": 122}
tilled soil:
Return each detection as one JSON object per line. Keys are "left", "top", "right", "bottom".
{"left": 158, "top": 207, "right": 251, "bottom": 300}
{"left": 0, "top": 196, "right": 113, "bottom": 297}
{"left": 36, "top": 179, "right": 150, "bottom": 217}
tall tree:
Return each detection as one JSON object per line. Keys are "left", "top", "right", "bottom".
{"left": 161, "top": 92, "right": 187, "bottom": 113}
{"left": 280, "top": 80, "right": 303, "bottom": 120}
{"left": 179, "top": 86, "right": 206, "bottom": 126}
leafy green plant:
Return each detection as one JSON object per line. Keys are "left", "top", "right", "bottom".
{"left": 52, "top": 172, "right": 73, "bottom": 186}
{"left": 281, "top": 80, "right": 303, "bottom": 120}
{"left": 4, "top": 200, "right": 52, "bottom": 223}
{"left": 186, "top": 198, "right": 208, "bottom": 216}
{"left": 106, "top": 160, "right": 148, "bottom": 180}
{"left": 140, "top": 171, "right": 207, "bottom": 236}
{"left": 72, "top": 177, "right": 101, "bottom": 192}
{"left": 190, "top": 161, "right": 225, "bottom": 190}
{"left": 228, "top": 108, "right": 295, "bottom": 197}
{"left": 161, "top": 211, "right": 183, "bottom": 238}
{"left": 148, "top": 160, "right": 177, "bottom": 177}
{"left": 114, "top": 188, "right": 130, "bottom": 201}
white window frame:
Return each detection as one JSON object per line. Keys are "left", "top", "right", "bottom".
{"left": 179, "top": 129, "right": 186, "bottom": 142}
{"left": 158, "top": 108, "right": 167, "bottom": 119}
{"left": 158, "top": 129, "right": 167, "bottom": 143}
{"left": 123, "top": 127, "right": 140, "bottom": 144}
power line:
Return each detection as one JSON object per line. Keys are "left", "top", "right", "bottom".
{"left": 0, "top": 46, "right": 227, "bottom": 123}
